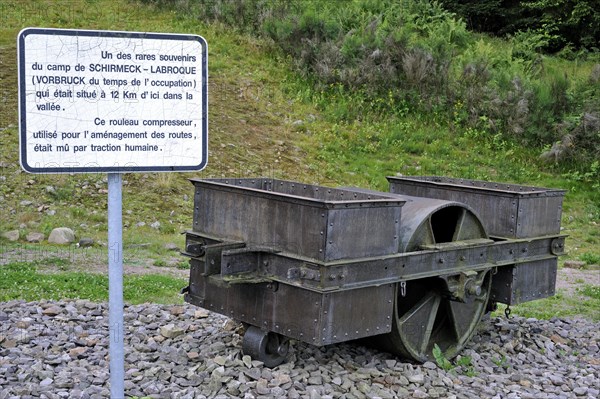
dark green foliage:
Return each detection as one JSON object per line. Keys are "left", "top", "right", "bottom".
{"left": 440, "top": 0, "right": 600, "bottom": 53}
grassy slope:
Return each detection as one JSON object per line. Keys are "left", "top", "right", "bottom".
{"left": 0, "top": 0, "right": 598, "bottom": 314}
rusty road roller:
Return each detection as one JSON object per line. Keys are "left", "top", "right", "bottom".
{"left": 181, "top": 176, "right": 566, "bottom": 366}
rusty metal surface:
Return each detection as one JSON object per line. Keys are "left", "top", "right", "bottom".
{"left": 191, "top": 178, "right": 405, "bottom": 261}
{"left": 387, "top": 176, "right": 565, "bottom": 239}
{"left": 490, "top": 259, "right": 558, "bottom": 305}
{"left": 190, "top": 233, "right": 565, "bottom": 292}
{"left": 395, "top": 195, "right": 487, "bottom": 252}
{"left": 183, "top": 176, "right": 565, "bottom": 359}
{"left": 185, "top": 258, "right": 394, "bottom": 346}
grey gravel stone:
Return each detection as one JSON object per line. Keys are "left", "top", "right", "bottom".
{"left": 0, "top": 301, "right": 598, "bottom": 399}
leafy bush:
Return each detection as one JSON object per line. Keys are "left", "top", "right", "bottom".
{"left": 440, "top": 0, "right": 600, "bottom": 53}
{"left": 140, "top": 0, "right": 599, "bottom": 180}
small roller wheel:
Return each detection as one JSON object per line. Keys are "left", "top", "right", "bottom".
{"left": 242, "top": 326, "right": 289, "bottom": 367}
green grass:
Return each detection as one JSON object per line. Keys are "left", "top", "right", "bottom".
{"left": 0, "top": 261, "right": 186, "bottom": 304}
{"left": 496, "top": 288, "right": 600, "bottom": 322}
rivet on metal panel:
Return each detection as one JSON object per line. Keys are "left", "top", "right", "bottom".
{"left": 522, "top": 247, "right": 528, "bottom": 253}
{"left": 334, "top": 335, "right": 337, "bottom": 339}
{"left": 329, "top": 275, "right": 336, "bottom": 281}
{"left": 460, "top": 256, "right": 466, "bottom": 261}
{"left": 345, "top": 333, "right": 348, "bottom": 337}
{"left": 438, "top": 258, "right": 445, "bottom": 264}
{"left": 320, "top": 231, "right": 324, "bottom": 235}
{"left": 376, "top": 326, "right": 380, "bottom": 330}
{"left": 509, "top": 249, "right": 514, "bottom": 255}
{"left": 314, "top": 319, "right": 318, "bottom": 323}
{"left": 321, "top": 213, "right": 325, "bottom": 217}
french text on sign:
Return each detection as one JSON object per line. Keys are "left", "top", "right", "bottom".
{"left": 18, "top": 27, "right": 208, "bottom": 174}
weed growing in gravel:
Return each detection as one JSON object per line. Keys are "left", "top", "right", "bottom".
{"left": 491, "top": 355, "right": 511, "bottom": 370}
{"left": 432, "top": 344, "right": 477, "bottom": 376}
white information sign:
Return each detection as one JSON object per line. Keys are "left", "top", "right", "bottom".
{"left": 18, "top": 28, "right": 208, "bottom": 173}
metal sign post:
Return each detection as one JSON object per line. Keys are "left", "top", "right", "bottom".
{"left": 108, "top": 173, "right": 124, "bottom": 397}
{"left": 18, "top": 28, "right": 208, "bottom": 397}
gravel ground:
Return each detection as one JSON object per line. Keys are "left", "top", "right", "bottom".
{"left": 0, "top": 300, "right": 598, "bottom": 399}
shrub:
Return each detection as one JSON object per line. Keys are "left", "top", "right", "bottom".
{"left": 143, "top": 0, "right": 599, "bottom": 177}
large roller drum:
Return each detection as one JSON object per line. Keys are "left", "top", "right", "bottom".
{"left": 377, "top": 195, "right": 492, "bottom": 361}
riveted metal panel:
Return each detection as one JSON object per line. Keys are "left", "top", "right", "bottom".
{"left": 325, "top": 206, "right": 402, "bottom": 261}
{"left": 490, "top": 259, "right": 558, "bottom": 305}
{"left": 388, "top": 176, "right": 565, "bottom": 239}
{"left": 319, "top": 284, "right": 395, "bottom": 344}
{"left": 186, "top": 261, "right": 394, "bottom": 346}
{"left": 191, "top": 178, "right": 405, "bottom": 261}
